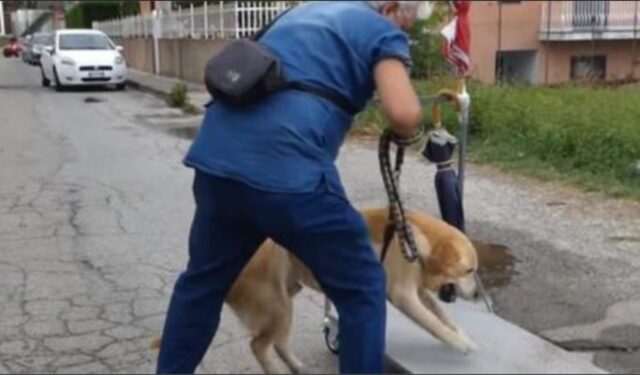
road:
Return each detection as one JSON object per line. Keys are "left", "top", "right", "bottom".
{"left": 0, "top": 59, "right": 336, "bottom": 374}
{"left": 2, "top": 57, "right": 640, "bottom": 374}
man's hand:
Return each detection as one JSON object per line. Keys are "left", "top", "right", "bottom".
{"left": 374, "top": 59, "right": 423, "bottom": 138}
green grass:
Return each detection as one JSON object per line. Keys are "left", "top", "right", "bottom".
{"left": 354, "top": 80, "right": 640, "bottom": 201}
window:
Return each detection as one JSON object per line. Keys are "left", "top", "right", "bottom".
{"left": 570, "top": 56, "right": 607, "bottom": 81}
{"left": 59, "top": 34, "right": 114, "bottom": 51}
{"left": 495, "top": 50, "right": 539, "bottom": 84}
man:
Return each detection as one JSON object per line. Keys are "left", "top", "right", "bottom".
{"left": 157, "top": 1, "right": 429, "bottom": 373}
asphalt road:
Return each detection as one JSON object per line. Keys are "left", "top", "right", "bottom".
{"left": 0, "top": 59, "right": 336, "bottom": 374}
{"left": 1, "top": 57, "right": 640, "bottom": 374}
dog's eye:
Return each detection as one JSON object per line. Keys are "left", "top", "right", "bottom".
{"left": 466, "top": 268, "right": 475, "bottom": 274}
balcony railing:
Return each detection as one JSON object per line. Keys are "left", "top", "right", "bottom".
{"left": 540, "top": 0, "right": 640, "bottom": 41}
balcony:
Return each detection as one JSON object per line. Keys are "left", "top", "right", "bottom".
{"left": 540, "top": 0, "right": 640, "bottom": 41}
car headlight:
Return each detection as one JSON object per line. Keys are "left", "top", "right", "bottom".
{"left": 115, "top": 56, "right": 124, "bottom": 65}
{"left": 60, "top": 57, "right": 76, "bottom": 66}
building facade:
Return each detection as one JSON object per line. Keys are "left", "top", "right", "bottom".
{"left": 469, "top": 1, "right": 640, "bottom": 84}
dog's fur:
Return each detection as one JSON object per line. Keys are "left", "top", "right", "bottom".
{"left": 153, "top": 207, "right": 479, "bottom": 374}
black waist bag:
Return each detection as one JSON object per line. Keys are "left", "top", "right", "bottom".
{"left": 204, "top": 9, "right": 357, "bottom": 115}
{"left": 204, "top": 39, "right": 286, "bottom": 107}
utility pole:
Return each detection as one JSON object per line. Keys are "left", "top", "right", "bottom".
{"left": 632, "top": 0, "right": 638, "bottom": 79}
{"left": 496, "top": 1, "right": 503, "bottom": 85}
{"left": 544, "top": 0, "right": 552, "bottom": 84}
{"left": 0, "top": 0, "right": 5, "bottom": 36}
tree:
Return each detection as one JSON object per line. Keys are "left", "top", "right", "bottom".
{"left": 66, "top": 1, "right": 140, "bottom": 29}
{"left": 409, "top": 2, "right": 451, "bottom": 79}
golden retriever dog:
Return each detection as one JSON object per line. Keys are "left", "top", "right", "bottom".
{"left": 153, "top": 207, "right": 479, "bottom": 374}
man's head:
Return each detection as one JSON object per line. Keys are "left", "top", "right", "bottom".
{"left": 367, "top": 1, "right": 434, "bottom": 31}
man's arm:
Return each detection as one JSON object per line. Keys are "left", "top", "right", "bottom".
{"left": 374, "top": 59, "right": 423, "bottom": 137}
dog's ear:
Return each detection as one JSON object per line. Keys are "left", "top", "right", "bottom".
{"left": 426, "top": 241, "right": 460, "bottom": 276}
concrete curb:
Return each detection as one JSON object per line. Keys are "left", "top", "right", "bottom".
{"left": 126, "top": 70, "right": 209, "bottom": 114}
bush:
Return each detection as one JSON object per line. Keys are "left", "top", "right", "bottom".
{"left": 167, "top": 83, "right": 189, "bottom": 108}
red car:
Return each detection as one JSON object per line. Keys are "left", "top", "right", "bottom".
{"left": 3, "top": 38, "right": 22, "bottom": 58}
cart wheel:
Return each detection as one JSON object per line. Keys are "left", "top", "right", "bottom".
{"left": 323, "top": 318, "right": 339, "bottom": 355}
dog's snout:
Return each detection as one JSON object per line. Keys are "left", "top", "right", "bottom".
{"left": 473, "top": 290, "right": 480, "bottom": 300}
{"left": 438, "top": 284, "right": 457, "bottom": 304}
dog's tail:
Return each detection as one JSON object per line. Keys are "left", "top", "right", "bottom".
{"left": 150, "top": 336, "right": 162, "bottom": 350}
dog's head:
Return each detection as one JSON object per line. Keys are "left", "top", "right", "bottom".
{"left": 421, "top": 236, "right": 479, "bottom": 303}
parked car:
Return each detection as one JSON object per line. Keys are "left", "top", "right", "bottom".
{"left": 3, "top": 37, "right": 22, "bottom": 58}
{"left": 40, "top": 29, "right": 127, "bottom": 91}
{"left": 22, "top": 33, "right": 52, "bottom": 65}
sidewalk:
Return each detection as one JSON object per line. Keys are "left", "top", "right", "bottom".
{"left": 126, "top": 69, "right": 211, "bottom": 113}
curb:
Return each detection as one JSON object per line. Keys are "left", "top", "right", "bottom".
{"left": 385, "top": 355, "right": 409, "bottom": 374}
{"left": 126, "top": 76, "right": 206, "bottom": 115}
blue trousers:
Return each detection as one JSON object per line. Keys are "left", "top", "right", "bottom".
{"left": 157, "top": 171, "right": 387, "bottom": 374}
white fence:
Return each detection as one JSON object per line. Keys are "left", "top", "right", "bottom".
{"left": 93, "top": 1, "right": 301, "bottom": 40}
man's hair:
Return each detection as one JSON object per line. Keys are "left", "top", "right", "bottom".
{"left": 365, "top": 1, "right": 424, "bottom": 16}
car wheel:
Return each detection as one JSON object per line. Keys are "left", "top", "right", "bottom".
{"left": 53, "top": 67, "right": 65, "bottom": 92}
{"left": 41, "top": 68, "right": 51, "bottom": 87}
{"left": 115, "top": 83, "right": 126, "bottom": 91}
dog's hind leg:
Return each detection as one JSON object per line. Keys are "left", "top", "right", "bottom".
{"left": 251, "top": 331, "right": 282, "bottom": 374}
{"left": 274, "top": 339, "right": 305, "bottom": 374}
{"left": 273, "top": 299, "right": 306, "bottom": 374}
{"left": 391, "top": 290, "right": 477, "bottom": 354}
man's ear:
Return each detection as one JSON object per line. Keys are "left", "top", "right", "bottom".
{"left": 380, "top": 2, "right": 400, "bottom": 17}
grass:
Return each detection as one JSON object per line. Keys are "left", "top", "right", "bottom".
{"left": 353, "top": 79, "right": 640, "bottom": 201}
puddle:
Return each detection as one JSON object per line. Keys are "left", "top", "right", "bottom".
{"left": 84, "top": 97, "right": 104, "bottom": 103}
{"left": 546, "top": 201, "right": 567, "bottom": 207}
{"left": 472, "top": 240, "right": 519, "bottom": 290}
{"left": 140, "top": 113, "right": 188, "bottom": 120}
{"left": 167, "top": 126, "right": 199, "bottom": 140}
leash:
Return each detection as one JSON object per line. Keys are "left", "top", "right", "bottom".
{"left": 378, "top": 128, "right": 423, "bottom": 264}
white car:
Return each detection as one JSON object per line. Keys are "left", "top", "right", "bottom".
{"left": 40, "top": 29, "right": 127, "bottom": 91}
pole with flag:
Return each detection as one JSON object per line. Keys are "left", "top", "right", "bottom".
{"left": 423, "top": 1, "right": 494, "bottom": 313}
{"left": 425, "top": 0, "right": 471, "bottom": 227}
{"left": 440, "top": 0, "right": 472, "bottom": 193}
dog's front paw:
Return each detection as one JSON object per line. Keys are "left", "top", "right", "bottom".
{"left": 453, "top": 332, "right": 478, "bottom": 355}
{"left": 464, "top": 338, "right": 479, "bottom": 354}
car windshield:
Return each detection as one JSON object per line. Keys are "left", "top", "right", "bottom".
{"left": 33, "top": 35, "right": 51, "bottom": 45}
{"left": 59, "top": 34, "right": 113, "bottom": 50}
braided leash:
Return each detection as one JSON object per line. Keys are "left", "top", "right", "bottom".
{"left": 378, "top": 129, "right": 423, "bottom": 263}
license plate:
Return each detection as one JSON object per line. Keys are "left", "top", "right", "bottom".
{"left": 88, "top": 71, "right": 105, "bottom": 78}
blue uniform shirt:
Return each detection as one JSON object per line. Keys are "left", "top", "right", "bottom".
{"left": 184, "top": 1, "right": 411, "bottom": 195}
